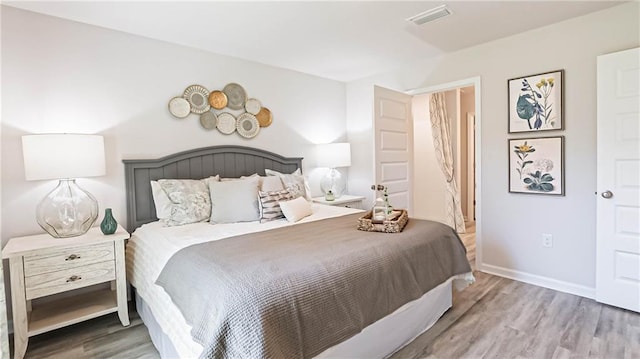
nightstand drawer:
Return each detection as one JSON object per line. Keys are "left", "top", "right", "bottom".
{"left": 25, "top": 260, "right": 115, "bottom": 300}
{"left": 340, "top": 201, "right": 361, "bottom": 209}
{"left": 23, "top": 242, "right": 114, "bottom": 277}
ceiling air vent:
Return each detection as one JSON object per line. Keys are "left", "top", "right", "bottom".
{"left": 406, "top": 5, "right": 452, "bottom": 25}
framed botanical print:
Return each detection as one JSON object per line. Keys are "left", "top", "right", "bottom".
{"left": 508, "top": 70, "right": 564, "bottom": 133}
{"left": 509, "top": 136, "right": 564, "bottom": 195}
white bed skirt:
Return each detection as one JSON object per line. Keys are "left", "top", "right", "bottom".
{"left": 135, "top": 277, "right": 455, "bottom": 359}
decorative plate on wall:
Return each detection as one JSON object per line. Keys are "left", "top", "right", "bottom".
{"left": 169, "top": 82, "right": 271, "bottom": 136}
{"left": 184, "top": 85, "right": 211, "bottom": 114}
{"left": 200, "top": 111, "right": 217, "bottom": 130}
{"left": 222, "top": 83, "right": 247, "bottom": 110}
{"left": 168, "top": 97, "right": 191, "bottom": 118}
{"left": 255, "top": 107, "right": 273, "bottom": 127}
{"left": 236, "top": 113, "right": 260, "bottom": 138}
{"left": 244, "top": 98, "right": 262, "bottom": 115}
{"left": 208, "top": 90, "right": 228, "bottom": 110}
{"left": 216, "top": 112, "right": 237, "bottom": 135}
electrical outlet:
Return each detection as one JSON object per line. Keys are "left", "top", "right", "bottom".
{"left": 542, "top": 233, "right": 553, "bottom": 248}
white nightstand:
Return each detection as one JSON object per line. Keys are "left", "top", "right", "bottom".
{"left": 312, "top": 195, "right": 366, "bottom": 209}
{"left": 2, "top": 226, "right": 130, "bottom": 359}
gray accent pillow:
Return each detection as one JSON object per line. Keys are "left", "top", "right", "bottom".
{"left": 209, "top": 177, "right": 260, "bottom": 223}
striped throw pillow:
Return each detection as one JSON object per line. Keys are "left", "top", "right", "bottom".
{"left": 258, "top": 189, "right": 295, "bottom": 223}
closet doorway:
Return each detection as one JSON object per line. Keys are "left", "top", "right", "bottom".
{"left": 374, "top": 77, "right": 481, "bottom": 269}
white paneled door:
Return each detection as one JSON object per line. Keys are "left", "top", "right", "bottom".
{"left": 596, "top": 47, "right": 640, "bottom": 313}
{"left": 374, "top": 86, "right": 413, "bottom": 214}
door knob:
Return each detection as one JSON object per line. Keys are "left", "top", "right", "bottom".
{"left": 601, "top": 191, "right": 613, "bottom": 199}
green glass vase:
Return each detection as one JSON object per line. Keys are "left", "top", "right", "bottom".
{"left": 100, "top": 208, "right": 118, "bottom": 235}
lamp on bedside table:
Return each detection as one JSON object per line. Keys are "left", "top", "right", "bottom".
{"left": 22, "top": 134, "right": 106, "bottom": 238}
{"left": 317, "top": 142, "right": 351, "bottom": 200}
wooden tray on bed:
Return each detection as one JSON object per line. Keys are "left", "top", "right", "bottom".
{"left": 357, "top": 209, "right": 409, "bottom": 233}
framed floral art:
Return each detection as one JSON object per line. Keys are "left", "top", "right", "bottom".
{"left": 508, "top": 70, "right": 564, "bottom": 133}
{"left": 509, "top": 136, "right": 564, "bottom": 195}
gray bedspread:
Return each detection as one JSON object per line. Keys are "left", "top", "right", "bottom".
{"left": 156, "top": 213, "right": 472, "bottom": 359}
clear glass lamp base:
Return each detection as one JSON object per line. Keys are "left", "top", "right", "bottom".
{"left": 320, "top": 168, "right": 346, "bottom": 199}
{"left": 36, "top": 179, "right": 99, "bottom": 238}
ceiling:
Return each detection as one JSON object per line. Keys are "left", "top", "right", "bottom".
{"left": 4, "top": 1, "right": 625, "bottom": 82}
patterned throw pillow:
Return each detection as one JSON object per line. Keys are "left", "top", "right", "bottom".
{"left": 157, "top": 178, "right": 215, "bottom": 226}
{"left": 258, "top": 189, "right": 295, "bottom": 223}
{"left": 264, "top": 168, "right": 311, "bottom": 200}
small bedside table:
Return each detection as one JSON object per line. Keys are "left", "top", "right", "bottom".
{"left": 312, "top": 195, "right": 366, "bottom": 209}
{"left": 2, "top": 226, "right": 130, "bottom": 359}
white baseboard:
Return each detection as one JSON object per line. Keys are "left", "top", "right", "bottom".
{"left": 479, "top": 263, "right": 596, "bottom": 300}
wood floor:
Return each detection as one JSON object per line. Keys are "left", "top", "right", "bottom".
{"left": 15, "top": 224, "right": 640, "bottom": 358}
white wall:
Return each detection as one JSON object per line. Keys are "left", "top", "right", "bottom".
{"left": 346, "top": 2, "right": 640, "bottom": 294}
{"left": 0, "top": 7, "right": 347, "bottom": 242}
{"left": 345, "top": 81, "right": 375, "bottom": 206}
{"left": 411, "top": 94, "right": 447, "bottom": 222}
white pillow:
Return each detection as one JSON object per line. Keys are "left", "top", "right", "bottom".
{"left": 240, "top": 173, "right": 260, "bottom": 180}
{"left": 279, "top": 196, "right": 313, "bottom": 223}
{"left": 158, "top": 177, "right": 218, "bottom": 226}
{"left": 209, "top": 177, "right": 260, "bottom": 223}
{"left": 240, "top": 173, "right": 285, "bottom": 192}
{"left": 221, "top": 177, "right": 245, "bottom": 182}
{"left": 150, "top": 181, "right": 172, "bottom": 220}
{"left": 260, "top": 176, "right": 284, "bottom": 192}
{"left": 265, "top": 168, "right": 311, "bottom": 200}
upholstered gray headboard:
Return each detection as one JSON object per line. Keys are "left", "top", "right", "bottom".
{"left": 123, "top": 145, "right": 303, "bottom": 232}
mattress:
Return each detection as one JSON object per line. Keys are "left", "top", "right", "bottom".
{"left": 126, "top": 204, "right": 473, "bottom": 358}
{"left": 136, "top": 276, "right": 455, "bottom": 359}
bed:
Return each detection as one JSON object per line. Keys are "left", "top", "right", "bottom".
{"left": 123, "top": 145, "right": 473, "bottom": 358}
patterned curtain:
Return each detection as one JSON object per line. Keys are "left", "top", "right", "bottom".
{"left": 429, "top": 92, "right": 466, "bottom": 234}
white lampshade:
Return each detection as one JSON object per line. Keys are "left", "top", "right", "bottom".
{"left": 317, "top": 143, "right": 351, "bottom": 168}
{"left": 22, "top": 134, "right": 106, "bottom": 181}
{"left": 22, "top": 134, "right": 105, "bottom": 238}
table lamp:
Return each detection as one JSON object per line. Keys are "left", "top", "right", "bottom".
{"left": 317, "top": 142, "right": 351, "bottom": 200}
{"left": 22, "top": 134, "right": 106, "bottom": 238}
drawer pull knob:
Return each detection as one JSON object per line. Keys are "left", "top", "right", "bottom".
{"left": 65, "top": 254, "right": 81, "bottom": 261}
{"left": 66, "top": 275, "right": 82, "bottom": 282}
